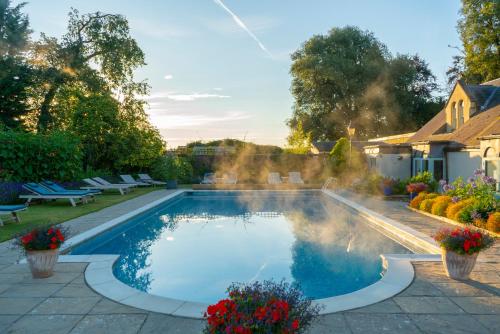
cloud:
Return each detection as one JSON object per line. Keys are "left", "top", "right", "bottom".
{"left": 147, "top": 109, "right": 251, "bottom": 128}
{"left": 164, "top": 74, "right": 173, "bottom": 80}
{"left": 144, "top": 91, "right": 230, "bottom": 102}
{"left": 212, "top": 0, "right": 272, "bottom": 57}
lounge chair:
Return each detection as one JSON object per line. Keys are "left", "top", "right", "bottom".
{"left": 137, "top": 173, "right": 167, "bottom": 186}
{"left": 93, "top": 177, "right": 137, "bottom": 188}
{"left": 0, "top": 204, "right": 27, "bottom": 226}
{"left": 120, "top": 175, "right": 151, "bottom": 187}
{"left": 267, "top": 172, "right": 282, "bottom": 184}
{"left": 288, "top": 172, "right": 304, "bottom": 184}
{"left": 201, "top": 173, "right": 216, "bottom": 184}
{"left": 223, "top": 172, "right": 238, "bottom": 184}
{"left": 41, "top": 180, "right": 101, "bottom": 195}
{"left": 20, "top": 183, "right": 92, "bottom": 207}
{"left": 81, "top": 178, "right": 132, "bottom": 195}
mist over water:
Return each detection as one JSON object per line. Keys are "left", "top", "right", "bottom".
{"left": 71, "top": 191, "right": 410, "bottom": 303}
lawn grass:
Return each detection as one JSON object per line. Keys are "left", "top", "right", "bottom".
{"left": 0, "top": 187, "right": 158, "bottom": 242}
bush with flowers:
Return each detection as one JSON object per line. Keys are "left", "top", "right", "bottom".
{"left": 406, "top": 182, "right": 428, "bottom": 195}
{"left": 486, "top": 212, "right": 500, "bottom": 233}
{"left": 433, "top": 227, "right": 494, "bottom": 255}
{"left": 203, "top": 280, "right": 321, "bottom": 334}
{"left": 431, "top": 196, "right": 452, "bottom": 216}
{"left": 15, "top": 226, "right": 66, "bottom": 251}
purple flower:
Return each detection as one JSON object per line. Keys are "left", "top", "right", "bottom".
{"left": 439, "top": 179, "right": 447, "bottom": 186}
{"left": 470, "top": 210, "right": 481, "bottom": 221}
{"left": 474, "top": 169, "right": 485, "bottom": 176}
{"left": 451, "top": 196, "right": 460, "bottom": 203}
{"left": 467, "top": 176, "right": 475, "bottom": 184}
{"left": 443, "top": 184, "right": 451, "bottom": 192}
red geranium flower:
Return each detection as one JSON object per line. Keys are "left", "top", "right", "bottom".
{"left": 292, "top": 319, "right": 300, "bottom": 330}
{"left": 49, "top": 243, "right": 58, "bottom": 249}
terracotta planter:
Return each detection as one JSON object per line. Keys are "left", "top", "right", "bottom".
{"left": 442, "top": 250, "right": 478, "bottom": 280}
{"left": 26, "top": 249, "right": 59, "bottom": 278}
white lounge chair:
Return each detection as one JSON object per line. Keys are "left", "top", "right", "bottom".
{"left": 93, "top": 177, "right": 137, "bottom": 188}
{"left": 0, "top": 204, "right": 27, "bottom": 226}
{"left": 20, "top": 183, "right": 91, "bottom": 207}
{"left": 120, "top": 175, "right": 151, "bottom": 187}
{"left": 267, "top": 172, "right": 282, "bottom": 184}
{"left": 137, "top": 173, "right": 167, "bottom": 186}
{"left": 81, "top": 178, "right": 132, "bottom": 195}
{"left": 201, "top": 173, "right": 216, "bottom": 184}
{"left": 223, "top": 172, "right": 238, "bottom": 184}
{"left": 288, "top": 172, "right": 304, "bottom": 184}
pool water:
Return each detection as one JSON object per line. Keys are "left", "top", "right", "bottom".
{"left": 71, "top": 191, "right": 410, "bottom": 303}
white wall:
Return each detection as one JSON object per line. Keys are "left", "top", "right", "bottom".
{"left": 447, "top": 151, "right": 481, "bottom": 181}
{"left": 376, "top": 154, "right": 411, "bottom": 180}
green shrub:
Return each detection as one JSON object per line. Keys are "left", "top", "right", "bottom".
{"left": 0, "top": 131, "right": 83, "bottom": 182}
{"left": 410, "top": 192, "right": 428, "bottom": 209}
{"left": 431, "top": 196, "right": 451, "bottom": 216}
{"left": 446, "top": 198, "right": 475, "bottom": 221}
{"left": 419, "top": 198, "right": 436, "bottom": 212}
{"left": 150, "top": 155, "right": 193, "bottom": 183}
{"left": 409, "top": 171, "right": 437, "bottom": 192}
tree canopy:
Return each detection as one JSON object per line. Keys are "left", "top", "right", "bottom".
{"left": 447, "top": 0, "right": 499, "bottom": 85}
{"left": 0, "top": 2, "right": 165, "bottom": 173}
{"left": 288, "top": 26, "right": 442, "bottom": 143}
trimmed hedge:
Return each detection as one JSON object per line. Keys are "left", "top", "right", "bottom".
{"left": 486, "top": 212, "right": 500, "bottom": 233}
{"left": 0, "top": 131, "right": 83, "bottom": 182}
{"left": 445, "top": 198, "right": 475, "bottom": 221}
{"left": 419, "top": 198, "right": 436, "bottom": 213}
{"left": 431, "top": 196, "right": 452, "bottom": 217}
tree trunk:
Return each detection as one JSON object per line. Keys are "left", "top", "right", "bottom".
{"left": 37, "top": 84, "right": 59, "bottom": 132}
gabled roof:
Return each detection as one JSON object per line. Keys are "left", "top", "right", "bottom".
{"left": 409, "top": 105, "right": 500, "bottom": 147}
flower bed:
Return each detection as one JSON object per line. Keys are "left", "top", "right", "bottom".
{"left": 408, "top": 169, "right": 499, "bottom": 234}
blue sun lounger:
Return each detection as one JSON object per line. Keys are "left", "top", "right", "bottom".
{"left": 0, "top": 204, "right": 27, "bottom": 226}
{"left": 41, "top": 180, "right": 101, "bottom": 195}
{"left": 19, "top": 183, "right": 93, "bottom": 207}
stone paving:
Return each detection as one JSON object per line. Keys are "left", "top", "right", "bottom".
{"left": 0, "top": 189, "right": 498, "bottom": 333}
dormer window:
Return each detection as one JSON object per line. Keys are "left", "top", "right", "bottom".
{"left": 450, "top": 102, "right": 457, "bottom": 130}
{"left": 458, "top": 100, "right": 464, "bottom": 127}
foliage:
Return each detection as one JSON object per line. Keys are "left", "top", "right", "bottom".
{"left": 431, "top": 196, "right": 452, "bottom": 217}
{"left": 0, "top": 130, "right": 83, "bottom": 182}
{"left": 450, "top": 0, "right": 500, "bottom": 84}
{"left": 150, "top": 155, "right": 193, "bottom": 183}
{"left": 203, "top": 280, "right": 321, "bottom": 334}
{"left": 286, "top": 121, "right": 312, "bottom": 154}
{"left": 486, "top": 212, "right": 500, "bottom": 233}
{"left": 15, "top": 225, "right": 66, "bottom": 251}
{"left": 409, "top": 192, "right": 438, "bottom": 209}
{"left": 330, "top": 138, "right": 349, "bottom": 167}
{"left": 419, "top": 198, "right": 436, "bottom": 213}
{"left": 288, "top": 26, "right": 441, "bottom": 141}
{"left": 433, "top": 227, "right": 494, "bottom": 255}
{"left": 441, "top": 169, "right": 496, "bottom": 205}
{"left": 185, "top": 139, "right": 283, "bottom": 155}
{"left": 406, "top": 182, "right": 428, "bottom": 194}
{"left": 446, "top": 198, "right": 475, "bottom": 221}
{"left": 0, "top": 0, "right": 31, "bottom": 56}
{"left": 409, "top": 171, "right": 437, "bottom": 192}
{"left": 0, "top": 181, "right": 22, "bottom": 204}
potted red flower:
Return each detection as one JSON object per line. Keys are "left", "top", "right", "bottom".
{"left": 406, "top": 182, "right": 427, "bottom": 200}
{"left": 433, "top": 227, "right": 494, "bottom": 280}
{"left": 16, "top": 226, "right": 66, "bottom": 278}
{"left": 203, "top": 280, "right": 321, "bottom": 334}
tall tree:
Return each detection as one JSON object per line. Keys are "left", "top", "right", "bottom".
{"left": 33, "top": 9, "right": 145, "bottom": 130}
{"left": 288, "top": 27, "right": 441, "bottom": 142}
{"left": 0, "top": 0, "right": 35, "bottom": 129}
{"left": 449, "top": 0, "right": 500, "bottom": 84}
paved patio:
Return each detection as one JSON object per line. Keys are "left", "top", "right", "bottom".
{"left": 0, "top": 190, "right": 498, "bottom": 333}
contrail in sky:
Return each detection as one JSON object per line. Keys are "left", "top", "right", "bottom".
{"left": 213, "top": 0, "right": 272, "bottom": 57}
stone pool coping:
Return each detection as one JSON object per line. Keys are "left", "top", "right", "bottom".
{"left": 56, "top": 189, "right": 445, "bottom": 319}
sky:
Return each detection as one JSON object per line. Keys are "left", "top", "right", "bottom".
{"left": 21, "top": 0, "right": 462, "bottom": 148}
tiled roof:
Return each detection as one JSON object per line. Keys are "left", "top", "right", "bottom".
{"left": 410, "top": 105, "right": 500, "bottom": 146}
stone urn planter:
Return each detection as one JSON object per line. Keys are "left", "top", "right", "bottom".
{"left": 442, "top": 250, "right": 478, "bottom": 280}
{"left": 26, "top": 249, "right": 59, "bottom": 278}
{"left": 16, "top": 226, "right": 66, "bottom": 279}
{"left": 434, "top": 227, "right": 494, "bottom": 281}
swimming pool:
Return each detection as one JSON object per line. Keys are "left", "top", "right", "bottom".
{"left": 71, "top": 191, "right": 411, "bottom": 304}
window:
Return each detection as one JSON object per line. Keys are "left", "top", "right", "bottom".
{"left": 450, "top": 102, "right": 457, "bottom": 130}
{"left": 413, "top": 158, "right": 445, "bottom": 180}
{"left": 458, "top": 100, "right": 464, "bottom": 126}
{"left": 484, "top": 147, "right": 499, "bottom": 190}
{"left": 369, "top": 157, "right": 377, "bottom": 169}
